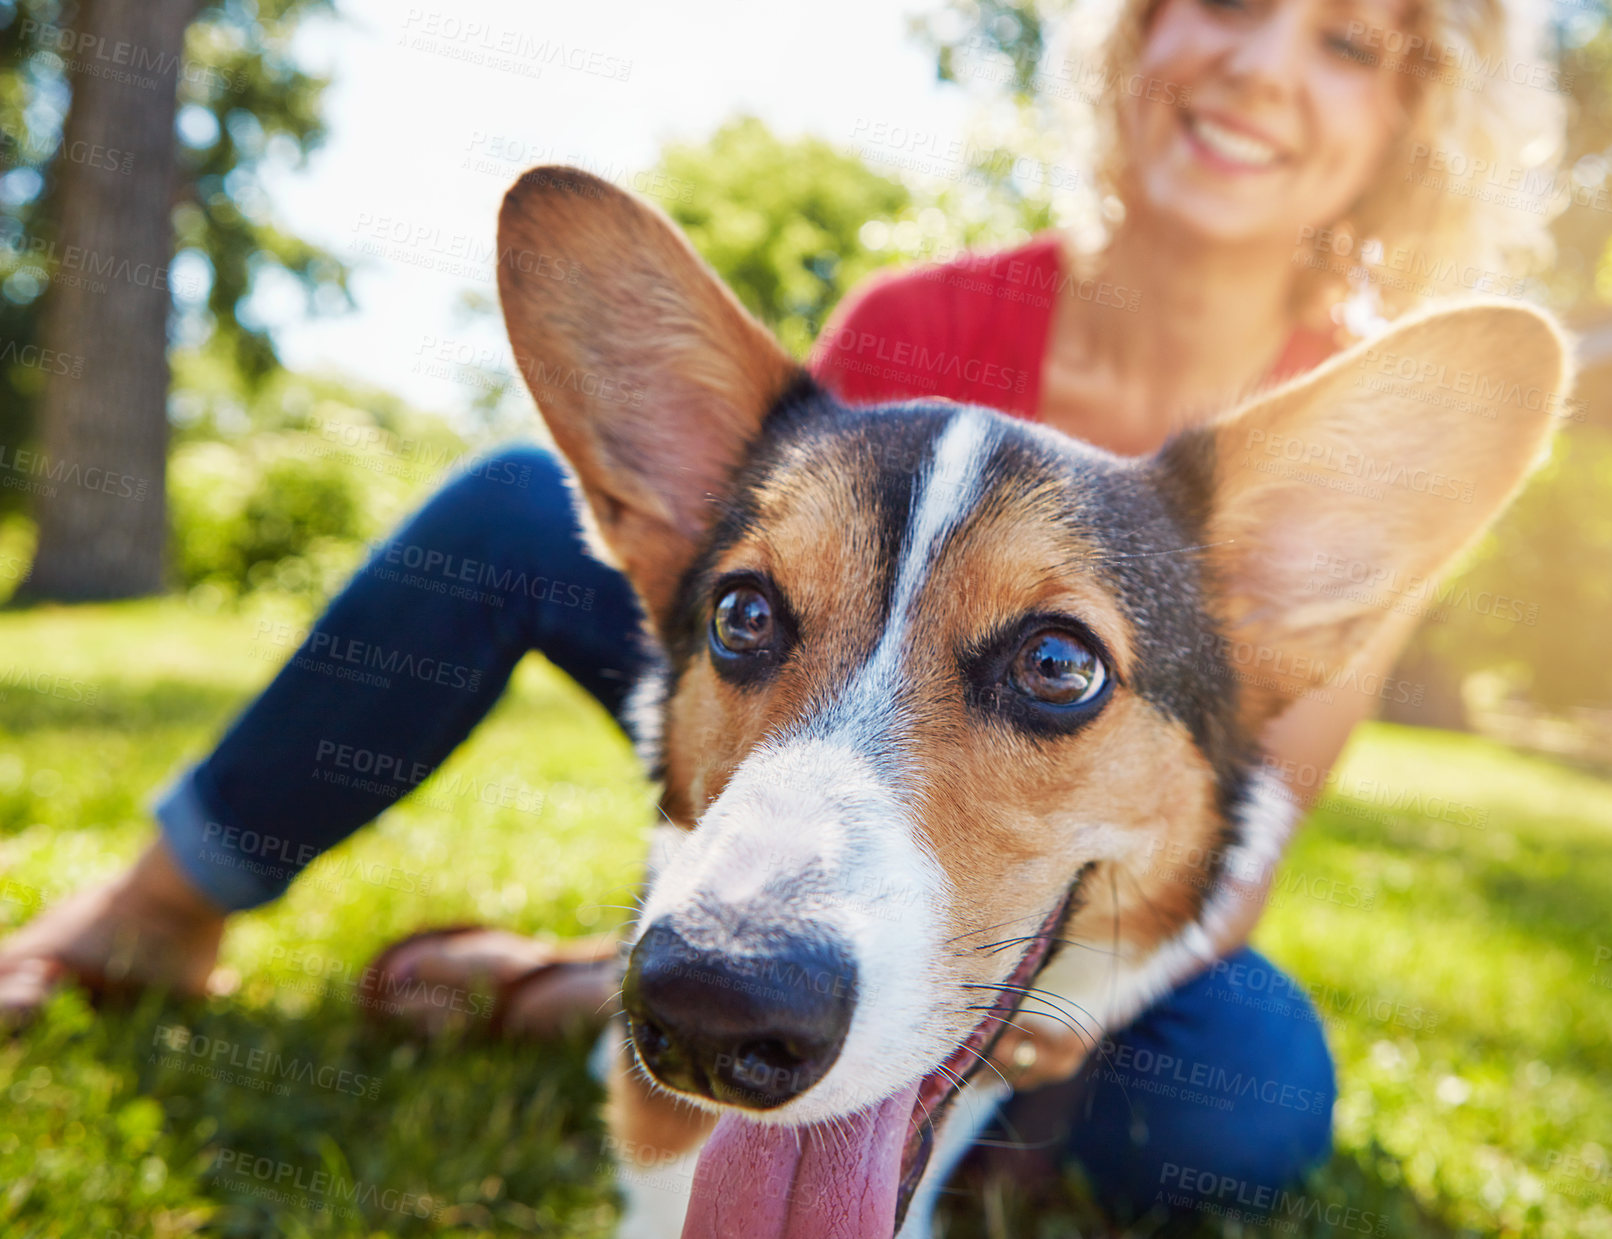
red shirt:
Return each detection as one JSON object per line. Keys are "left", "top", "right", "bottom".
{"left": 809, "top": 235, "right": 1335, "bottom": 424}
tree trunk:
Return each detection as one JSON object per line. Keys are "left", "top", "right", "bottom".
{"left": 21, "top": 0, "right": 199, "bottom": 601}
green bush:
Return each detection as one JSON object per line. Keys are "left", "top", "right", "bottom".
{"left": 163, "top": 361, "right": 482, "bottom": 604}
{"left": 167, "top": 432, "right": 414, "bottom": 604}
{"left": 237, "top": 457, "right": 361, "bottom": 575}
{"left": 169, "top": 441, "right": 359, "bottom": 592}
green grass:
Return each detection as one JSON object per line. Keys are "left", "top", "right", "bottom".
{"left": 1, "top": 598, "right": 1609, "bottom": 1238}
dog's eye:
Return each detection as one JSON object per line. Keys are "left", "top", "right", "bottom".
{"left": 1009, "top": 629, "right": 1107, "bottom": 706}
{"left": 708, "top": 575, "right": 794, "bottom": 687}
{"left": 962, "top": 615, "right": 1114, "bottom": 736}
{"left": 713, "top": 586, "right": 775, "bottom": 654}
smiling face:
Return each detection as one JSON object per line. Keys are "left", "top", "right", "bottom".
{"left": 1122, "top": 0, "right": 1413, "bottom": 244}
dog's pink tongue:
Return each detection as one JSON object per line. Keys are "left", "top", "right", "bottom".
{"left": 680, "top": 1083, "right": 919, "bottom": 1239}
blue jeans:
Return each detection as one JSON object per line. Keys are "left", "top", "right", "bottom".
{"left": 155, "top": 445, "right": 1334, "bottom": 1216}
{"left": 989, "top": 947, "right": 1336, "bottom": 1223}
{"left": 156, "top": 446, "right": 653, "bottom": 911}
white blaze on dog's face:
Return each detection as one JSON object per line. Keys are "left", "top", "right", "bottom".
{"left": 497, "top": 167, "right": 1568, "bottom": 1158}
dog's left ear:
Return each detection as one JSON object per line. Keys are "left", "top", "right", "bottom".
{"left": 1165, "top": 299, "right": 1572, "bottom": 732}
{"left": 497, "top": 166, "right": 802, "bottom": 626}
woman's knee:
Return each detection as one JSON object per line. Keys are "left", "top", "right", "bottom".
{"left": 407, "top": 445, "right": 574, "bottom": 545}
{"left": 367, "top": 444, "right": 612, "bottom": 596}
{"left": 1053, "top": 948, "right": 1337, "bottom": 1220}
{"left": 389, "top": 444, "right": 646, "bottom": 710}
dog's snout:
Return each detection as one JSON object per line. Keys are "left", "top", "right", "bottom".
{"left": 622, "top": 919, "right": 857, "bottom": 1109}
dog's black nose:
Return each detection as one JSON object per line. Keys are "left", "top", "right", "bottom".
{"left": 622, "top": 920, "right": 857, "bottom": 1109}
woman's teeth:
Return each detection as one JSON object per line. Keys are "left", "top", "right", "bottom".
{"left": 1188, "top": 115, "right": 1281, "bottom": 168}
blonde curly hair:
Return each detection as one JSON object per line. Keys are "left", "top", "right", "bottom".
{"left": 1045, "top": 0, "right": 1566, "bottom": 331}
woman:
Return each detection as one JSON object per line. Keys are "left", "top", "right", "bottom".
{"left": 0, "top": 0, "right": 1563, "bottom": 1220}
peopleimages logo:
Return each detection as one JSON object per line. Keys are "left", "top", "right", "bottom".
{"left": 212, "top": 1148, "right": 446, "bottom": 1220}
{"left": 1355, "top": 346, "right": 1582, "bottom": 420}
{"left": 1092, "top": 1041, "right": 1331, "bottom": 1115}
{"left": 1195, "top": 632, "right": 1424, "bottom": 706}
{"left": 18, "top": 18, "right": 244, "bottom": 92}
{"left": 151, "top": 1026, "right": 382, "bottom": 1099}
{"left": 1158, "top": 1163, "right": 1388, "bottom": 1234}
{"left": 0, "top": 445, "right": 148, "bottom": 500}
{"left": 398, "top": 10, "right": 633, "bottom": 81}
{"left": 1, "top": 233, "right": 200, "bottom": 298}
{"left": 0, "top": 339, "right": 86, "bottom": 377}
{"left": 365, "top": 541, "right": 599, "bottom": 610}
{"left": 1341, "top": 19, "right": 1569, "bottom": 92}
{"left": 1306, "top": 551, "right": 1540, "bottom": 628}
{"left": 820, "top": 327, "right": 1029, "bottom": 395}
{"left": 1242, "top": 428, "right": 1476, "bottom": 503}
{"left": 0, "top": 664, "right": 100, "bottom": 704}
{"left": 297, "top": 630, "right": 483, "bottom": 693}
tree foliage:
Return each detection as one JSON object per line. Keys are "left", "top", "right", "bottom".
{"left": 648, "top": 115, "right": 913, "bottom": 358}
{"left": 0, "top": 0, "right": 349, "bottom": 512}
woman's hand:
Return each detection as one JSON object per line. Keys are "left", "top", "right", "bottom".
{"left": 1210, "top": 607, "right": 1426, "bottom": 960}
{"left": 987, "top": 1008, "right": 1096, "bottom": 1092}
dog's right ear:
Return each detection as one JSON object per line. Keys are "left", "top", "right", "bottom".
{"left": 497, "top": 166, "right": 803, "bottom": 627}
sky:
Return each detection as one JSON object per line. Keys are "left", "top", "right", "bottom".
{"left": 257, "top": 0, "right": 975, "bottom": 425}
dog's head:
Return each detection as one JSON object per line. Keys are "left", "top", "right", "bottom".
{"left": 497, "top": 167, "right": 1568, "bottom": 1238}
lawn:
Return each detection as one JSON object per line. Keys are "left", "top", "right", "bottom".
{"left": 1, "top": 598, "right": 1608, "bottom": 1238}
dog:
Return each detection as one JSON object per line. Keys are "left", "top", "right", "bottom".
{"left": 493, "top": 165, "right": 1570, "bottom": 1239}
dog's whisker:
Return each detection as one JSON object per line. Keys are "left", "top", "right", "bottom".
{"left": 954, "top": 992, "right": 1096, "bottom": 1056}
{"left": 968, "top": 1006, "right": 1094, "bottom": 1053}
{"left": 959, "top": 980, "right": 1104, "bottom": 1019}
{"left": 944, "top": 1035, "right": 1015, "bottom": 1093}
{"left": 909, "top": 1086, "right": 940, "bottom": 1140}
{"left": 970, "top": 933, "right": 1117, "bottom": 958}
{"left": 965, "top": 995, "right": 1142, "bottom": 1114}
{"left": 965, "top": 1003, "right": 1098, "bottom": 1055}
{"left": 1004, "top": 999, "right": 1102, "bottom": 1055}
{"left": 959, "top": 981, "right": 1109, "bottom": 1048}
{"left": 1000, "top": 983, "right": 1109, "bottom": 1039}
{"left": 941, "top": 912, "right": 1049, "bottom": 947}
{"left": 931, "top": 1060, "right": 969, "bottom": 1093}
{"left": 941, "top": 1037, "right": 999, "bottom": 1089}
{"left": 929, "top": 1060, "right": 987, "bottom": 1125}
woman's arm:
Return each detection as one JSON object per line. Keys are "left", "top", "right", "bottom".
{"left": 1206, "top": 605, "right": 1425, "bottom": 957}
